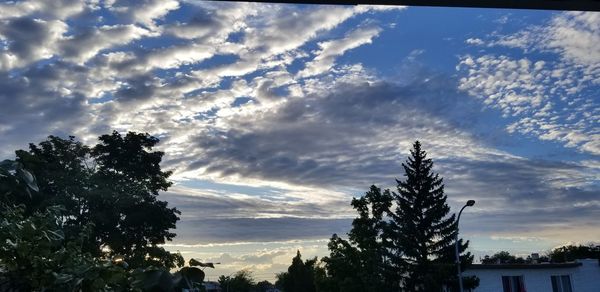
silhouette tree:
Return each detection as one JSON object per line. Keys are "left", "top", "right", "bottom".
{"left": 481, "top": 251, "right": 526, "bottom": 264}
{"left": 254, "top": 280, "right": 275, "bottom": 292}
{"left": 323, "top": 185, "right": 395, "bottom": 291}
{"left": 549, "top": 244, "right": 600, "bottom": 262}
{"left": 218, "top": 270, "right": 255, "bottom": 292}
{"left": 324, "top": 141, "right": 477, "bottom": 291}
{"left": 387, "top": 141, "right": 474, "bottom": 290}
{"left": 276, "top": 251, "right": 320, "bottom": 292}
{"left": 11, "top": 131, "right": 183, "bottom": 269}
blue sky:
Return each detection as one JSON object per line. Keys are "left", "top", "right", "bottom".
{"left": 0, "top": 0, "right": 598, "bottom": 282}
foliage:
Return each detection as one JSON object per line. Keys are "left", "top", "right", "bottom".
{"left": 481, "top": 251, "right": 527, "bottom": 264}
{"left": 216, "top": 271, "right": 277, "bottom": 292}
{"left": 480, "top": 250, "right": 557, "bottom": 265}
{"left": 276, "top": 251, "right": 323, "bottom": 292}
{"left": 254, "top": 280, "right": 275, "bottom": 292}
{"left": 0, "top": 158, "right": 204, "bottom": 291}
{"left": 218, "top": 270, "right": 256, "bottom": 292}
{"left": 129, "top": 264, "right": 205, "bottom": 292}
{"left": 549, "top": 244, "right": 600, "bottom": 262}
{"left": 9, "top": 132, "right": 182, "bottom": 269}
{"left": 322, "top": 185, "right": 394, "bottom": 292}
{"left": 324, "top": 141, "right": 477, "bottom": 291}
{"left": 0, "top": 159, "right": 39, "bottom": 205}
{"left": 387, "top": 141, "right": 476, "bottom": 290}
{"left": 0, "top": 204, "right": 131, "bottom": 291}
{"left": 0, "top": 133, "right": 208, "bottom": 291}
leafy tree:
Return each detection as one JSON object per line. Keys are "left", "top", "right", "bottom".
{"left": 387, "top": 141, "right": 475, "bottom": 290}
{"left": 218, "top": 270, "right": 256, "bottom": 292}
{"left": 322, "top": 185, "right": 395, "bottom": 292}
{"left": 0, "top": 152, "right": 205, "bottom": 291}
{"left": 481, "top": 251, "right": 526, "bottom": 264}
{"left": 1, "top": 160, "right": 130, "bottom": 290}
{"left": 255, "top": 280, "right": 275, "bottom": 292}
{"left": 0, "top": 159, "right": 39, "bottom": 205}
{"left": 9, "top": 131, "right": 183, "bottom": 269}
{"left": 549, "top": 244, "right": 600, "bottom": 262}
{"left": 276, "top": 251, "right": 321, "bottom": 292}
{"left": 0, "top": 204, "right": 132, "bottom": 291}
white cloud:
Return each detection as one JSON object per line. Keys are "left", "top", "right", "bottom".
{"left": 458, "top": 11, "right": 600, "bottom": 155}
{"left": 299, "top": 25, "right": 382, "bottom": 78}
{"left": 0, "top": 18, "right": 67, "bottom": 70}
{"left": 0, "top": 0, "right": 87, "bottom": 20}
{"left": 106, "top": 0, "right": 179, "bottom": 28}
{"left": 144, "top": 43, "right": 217, "bottom": 70}
{"left": 546, "top": 12, "right": 600, "bottom": 72}
{"left": 465, "top": 38, "right": 484, "bottom": 45}
{"left": 60, "top": 24, "right": 153, "bottom": 64}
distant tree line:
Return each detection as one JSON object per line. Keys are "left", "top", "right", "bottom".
{"left": 481, "top": 245, "right": 600, "bottom": 264}
{"left": 218, "top": 242, "right": 599, "bottom": 292}
{"left": 216, "top": 270, "right": 276, "bottom": 292}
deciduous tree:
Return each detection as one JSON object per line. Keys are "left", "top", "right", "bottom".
{"left": 11, "top": 131, "right": 183, "bottom": 269}
{"left": 276, "top": 251, "right": 321, "bottom": 292}
{"left": 323, "top": 185, "right": 395, "bottom": 291}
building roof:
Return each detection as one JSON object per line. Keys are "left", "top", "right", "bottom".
{"left": 468, "top": 262, "right": 582, "bottom": 270}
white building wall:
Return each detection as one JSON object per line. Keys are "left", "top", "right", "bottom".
{"left": 463, "top": 259, "right": 600, "bottom": 292}
{"left": 571, "top": 259, "right": 600, "bottom": 292}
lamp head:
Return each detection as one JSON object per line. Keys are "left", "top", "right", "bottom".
{"left": 466, "top": 200, "right": 476, "bottom": 207}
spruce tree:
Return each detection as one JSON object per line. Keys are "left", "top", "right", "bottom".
{"left": 386, "top": 141, "right": 474, "bottom": 291}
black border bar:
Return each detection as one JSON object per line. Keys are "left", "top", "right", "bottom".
{"left": 219, "top": 0, "right": 600, "bottom": 11}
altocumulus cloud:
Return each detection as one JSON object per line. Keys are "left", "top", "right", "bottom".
{"left": 0, "top": 0, "right": 598, "bottom": 277}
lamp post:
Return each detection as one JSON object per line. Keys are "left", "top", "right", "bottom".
{"left": 455, "top": 199, "right": 475, "bottom": 292}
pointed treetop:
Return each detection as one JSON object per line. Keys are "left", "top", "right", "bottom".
{"left": 410, "top": 140, "right": 425, "bottom": 159}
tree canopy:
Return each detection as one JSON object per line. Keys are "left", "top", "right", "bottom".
{"left": 276, "top": 250, "right": 328, "bottom": 292}
{"left": 9, "top": 131, "right": 182, "bottom": 269}
{"left": 481, "top": 251, "right": 529, "bottom": 264}
{"left": 324, "top": 141, "right": 477, "bottom": 291}
{"left": 218, "top": 270, "right": 256, "bottom": 292}
{"left": 0, "top": 132, "right": 215, "bottom": 291}
{"left": 322, "top": 185, "right": 394, "bottom": 291}
{"left": 549, "top": 244, "right": 599, "bottom": 263}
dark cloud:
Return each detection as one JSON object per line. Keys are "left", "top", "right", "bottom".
{"left": 185, "top": 76, "right": 485, "bottom": 188}
{"left": 0, "top": 0, "right": 86, "bottom": 20}
{"left": 0, "top": 61, "right": 90, "bottom": 158}
{"left": 173, "top": 217, "right": 351, "bottom": 244}
{"left": 0, "top": 18, "right": 50, "bottom": 60}
{"left": 164, "top": 72, "right": 599, "bottom": 243}
{"left": 165, "top": 8, "right": 227, "bottom": 41}
{"left": 0, "top": 17, "right": 65, "bottom": 69}
{"left": 439, "top": 157, "right": 600, "bottom": 236}
{"left": 114, "top": 74, "right": 158, "bottom": 102}
{"left": 163, "top": 187, "right": 353, "bottom": 221}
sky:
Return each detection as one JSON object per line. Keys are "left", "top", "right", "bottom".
{"left": 0, "top": 0, "right": 599, "bottom": 282}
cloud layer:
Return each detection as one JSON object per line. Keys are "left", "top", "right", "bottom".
{"left": 1, "top": 1, "right": 598, "bottom": 279}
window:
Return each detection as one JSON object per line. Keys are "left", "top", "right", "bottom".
{"left": 502, "top": 276, "right": 526, "bottom": 292}
{"left": 551, "top": 275, "right": 573, "bottom": 292}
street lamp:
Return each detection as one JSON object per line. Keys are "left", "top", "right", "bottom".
{"left": 455, "top": 199, "right": 475, "bottom": 292}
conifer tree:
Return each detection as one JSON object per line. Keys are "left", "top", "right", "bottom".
{"left": 386, "top": 141, "right": 474, "bottom": 290}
